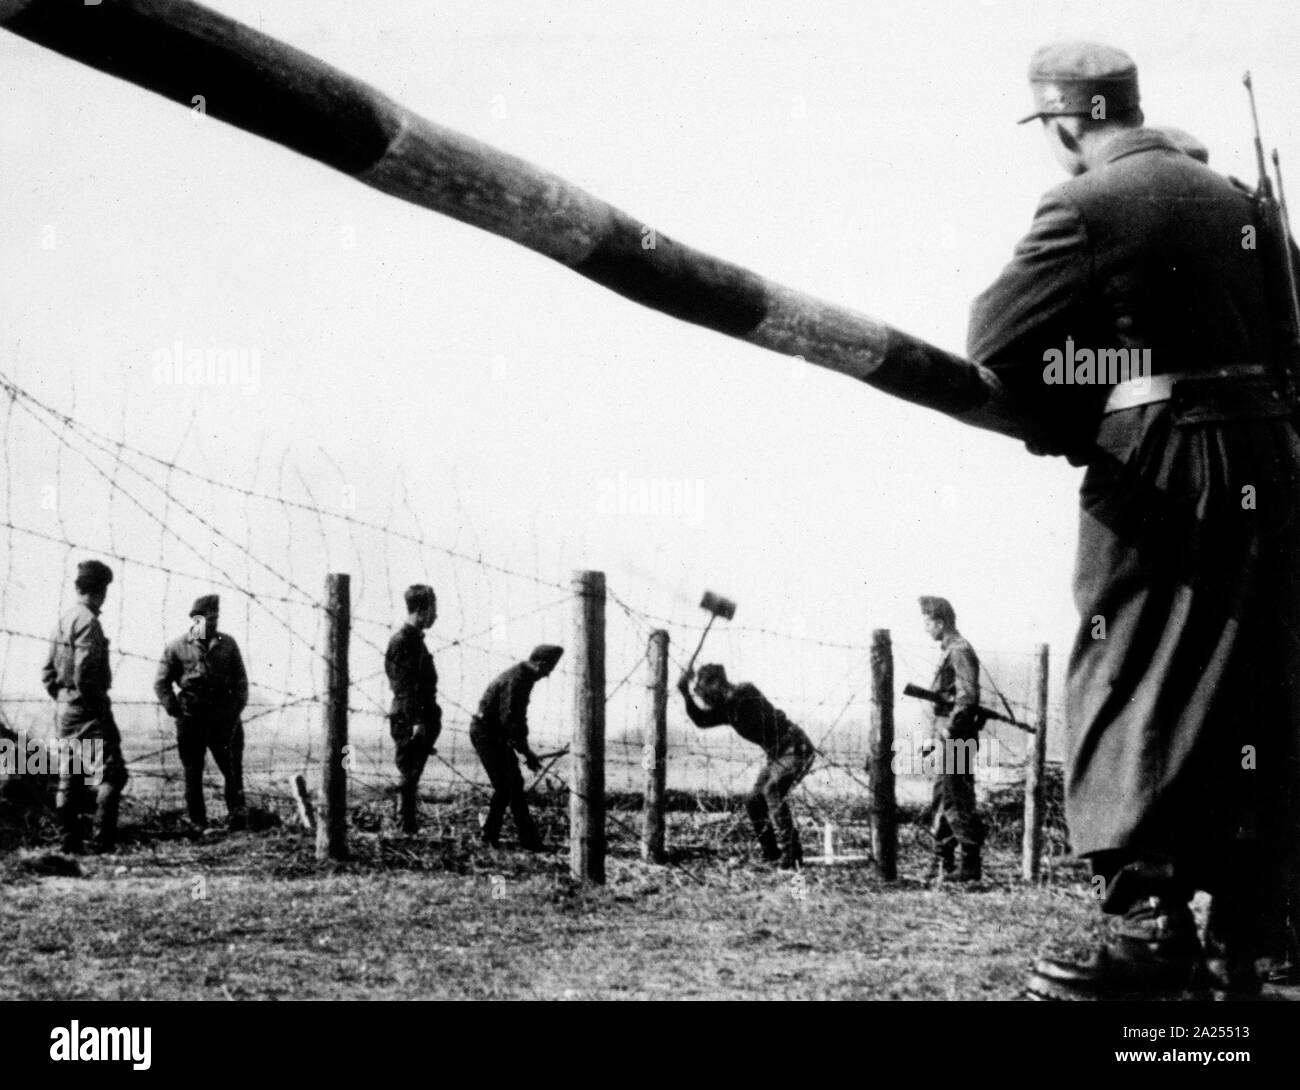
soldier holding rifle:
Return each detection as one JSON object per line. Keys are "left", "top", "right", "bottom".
{"left": 916, "top": 597, "right": 985, "bottom": 885}
{"left": 969, "top": 41, "right": 1300, "bottom": 999}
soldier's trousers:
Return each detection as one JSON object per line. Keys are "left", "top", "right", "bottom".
{"left": 56, "top": 706, "right": 128, "bottom": 850}
{"left": 747, "top": 739, "right": 815, "bottom": 862}
{"left": 176, "top": 715, "right": 245, "bottom": 825}
{"left": 390, "top": 716, "right": 437, "bottom": 830}
{"left": 928, "top": 724, "right": 984, "bottom": 850}
{"left": 471, "top": 729, "right": 540, "bottom": 847}
{"left": 929, "top": 771, "right": 985, "bottom": 850}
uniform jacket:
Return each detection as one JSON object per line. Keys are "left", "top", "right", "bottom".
{"left": 472, "top": 662, "right": 539, "bottom": 750}
{"left": 154, "top": 630, "right": 249, "bottom": 721}
{"left": 931, "top": 632, "right": 980, "bottom": 727}
{"left": 968, "top": 126, "right": 1300, "bottom": 858}
{"left": 384, "top": 624, "right": 440, "bottom": 734}
{"left": 969, "top": 127, "right": 1276, "bottom": 456}
{"left": 42, "top": 603, "right": 112, "bottom": 715}
{"left": 682, "top": 682, "right": 810, "bottom": 760}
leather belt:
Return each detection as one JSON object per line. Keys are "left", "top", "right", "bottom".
{"left": 1103, "top": 365, "right": 1274, "bottom": 414}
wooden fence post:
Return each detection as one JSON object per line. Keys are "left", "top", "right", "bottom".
{"left": 641, "top": 629, "right": 669, "bottom": 863}
{"left": 316, "top": 572, "right": 350, "bottom": 862}
{"left": 1022, "top": 643, "right": 1050, "bottom": 881}
{"left": 869, "top": 628, "right": 897, "bottom": 880}
{"left": 571, "top": 570, "right": 606, "bottom": 883}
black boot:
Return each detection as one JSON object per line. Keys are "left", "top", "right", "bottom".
{"left": 1203, "top": 890, "right": 1262, "bottom": 998}
{"left": 225, "top": 784, "right": 248, "bottom": 831}
{"left": 757, "top": 829, "right": 781, "bottom": 864}
{"left": 398, "top": 782, "right": 419, "bottom": 834}
{"left": 953, "top": 843, "right": 982, "bottom": 884}
{"left": 57, "top": 804, "right": 84, "bottom": 855}
{"left": 1028, "top": 895, "right": 1206, "bottom": 1001}
{"left": 779, "top": 836, "right": 804, "bottom": 871}
{"left": 90, "top": 788, "right": 121, "bottom": 854}
{"left": 926, "top": 842, "right": 956, "bottom": 882}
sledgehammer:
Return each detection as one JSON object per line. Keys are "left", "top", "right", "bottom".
{"left": 683, "top": 591, "right": 737, "bottom": 675}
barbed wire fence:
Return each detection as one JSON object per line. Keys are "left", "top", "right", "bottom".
{"left": 0, "top": 367, "right": 1065, "bottom": 870}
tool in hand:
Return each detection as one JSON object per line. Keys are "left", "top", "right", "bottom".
{"left": 682, "top": 591, "right": 737, "bottom": 679}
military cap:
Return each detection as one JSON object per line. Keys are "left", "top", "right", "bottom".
{"left": 918, "top": 596, "right": 957, "bottom": 627}
{"left": 189, "top": 594, "right": 220, "bottom": 616}
{"left": 74, "top": 559, "right": 114, "bottom": 592}
{"left": 1018, "top": 41, "right": 1139, "bottom": 124}
{"left": 528, "top": 644, "right": 564, "bottom": 669}
{"left": 696, "top": 663, "right": 728, "bottom": 687}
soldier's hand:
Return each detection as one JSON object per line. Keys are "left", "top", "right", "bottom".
{"left": 948, "top": 708, "right": 979, "bottom": 737}
{"left": 677, "top": 669, "right": 694, "bottom": 692}
{"left": 1024, "top": 437, "right": 1092, "bottom": 468}
{"left": 525, "top": 754, "right": 542, "bottom": 773}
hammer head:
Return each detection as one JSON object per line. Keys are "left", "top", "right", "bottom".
{"left": 699, "top": 590, "right": 736, "bottom": 621}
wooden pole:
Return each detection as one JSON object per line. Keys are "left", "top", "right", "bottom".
{"left": 0, "top": 0, "right": 1028, "bottom": 441}
{"left": 570, "top": 570, "right": 606, "bottom": 883}
{"left": 289, "top": 773, "right": 316, "bottom": 833}
{"left": 316, "top": 572, "right": 349, "bottom": 862}
{"left": 641, "top": 629, "right": 669, "bottom": 864}
{"left": 868, "top": 628, "right": 897, "bottom": 880}
{"left": 1022, "top": 643, "right": 1050, "bottom": 881}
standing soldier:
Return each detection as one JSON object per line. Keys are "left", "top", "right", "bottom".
{"left": 154, "top": 595, "right": 249, "bottom": 830}
{"left": 470, "top": 645, "right": 563, "bottom": 851}
{"left": 384, "top": 584, "right": 441, "bottom": 834}
{"left": 41, "top": 560, "right": 128, "bottom": 853}
{"left": 919, "top": 596, "right": 985, "bottom": 884}
{"left": 969, "top": 41, "right": 1300, "bottom": 998}
{"left": 677, "top": 663, "right": 815, "bottom": 868}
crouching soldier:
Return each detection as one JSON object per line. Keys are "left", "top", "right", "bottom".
{"left": 470, "top": 645, "right": 563, "bottom": 850}
{"left": 384, "top": 584, "right": 442, "bottom": 834}
{"left": 920, "top": 596, "right": 985, "bottom": 884}
{"left": 41, "top": 560, "right": 129, "bottom": 853}
{"left": 154, "top": 594, "right": 249, "bottom": 830}
{"left": 677, "top": 664, "right": 815, "bottom": 868}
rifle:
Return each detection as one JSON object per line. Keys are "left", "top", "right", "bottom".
{"left": 1243, "top": 72, "right": 1300, "bottom": 402}
{"left": 902, "top": 683, "right": 1036, "bottom": 734}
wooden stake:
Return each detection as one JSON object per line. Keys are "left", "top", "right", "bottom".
{"left": 641, "top": 629, "right": 669, "bottom": 864}
{"left": 570, "top": 570, "right": 606, "bottom": 883}
{"left": 316, "top": 572, "right": 349, "bottom": 862}
{"left": 289, "top": 773, "right": 316, "bottom": 833}
{"left": 868, "top": 628, "right": 897, "bottom": 880}
{"left": 1022, "top": 643, "right": 1049, "bottom": 881}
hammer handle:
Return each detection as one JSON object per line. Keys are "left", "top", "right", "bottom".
{"left": 683, "top": 613, "right": 716, "bottom": 676}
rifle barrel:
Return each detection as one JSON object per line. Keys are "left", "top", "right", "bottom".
{"left": 901, "top": 682, "right": 1036, "bottom": 733}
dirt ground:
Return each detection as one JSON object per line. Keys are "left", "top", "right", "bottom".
{"left": 4, "top": 776, "right": 1297, "bottom": 1001}
{"left": 0, "top": 781, "right": 1117, "bottom": 1001}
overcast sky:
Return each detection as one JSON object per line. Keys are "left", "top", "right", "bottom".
{"left": 2, "top": 1, "right": 1298, "bottom": 753}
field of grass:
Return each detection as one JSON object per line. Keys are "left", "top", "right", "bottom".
{"left": 0, "top": 767, "right": 1134, "bottom": 1001}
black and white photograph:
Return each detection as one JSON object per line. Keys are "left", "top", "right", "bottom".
{"left": 1, "top": 0, "right": 1298, "bottom": 1060}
